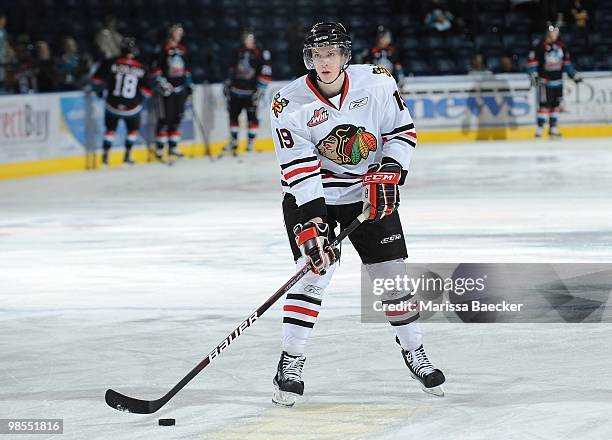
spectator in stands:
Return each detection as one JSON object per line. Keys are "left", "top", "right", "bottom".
{"left": 362, "top": 26, "right": 405, "bottom": 84}
{"left": 95, "top": 15, "right": 123, "bottom": 59}
{"left": 288, "top": 20, "right": 309, "bottom": 79}
{"left": 570, "top": 0, "right": 589, "bottom": 30}
{"left": 57, "top": 36, "right": 91, "bottom": 90}
{"left": 496, "top": 55, "right": 515, "bottom": 73}
{"left": 12, "top": 36, "right": 37, "bottom": 93}
{"left": 468, "top": 53, "right": 493, "bottom": 76}
{"left": 0, "top": 12, "right": 8, "bottom": 91}
{"left": 425, "top": 0, "right": 454, "bottom": 33}
{"left": 34, "top": 41, "right": 58, "bottom": 92}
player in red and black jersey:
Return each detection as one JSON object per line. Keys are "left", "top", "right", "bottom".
{"left": 527, "top": 24, "right": 582, "bottom": 138}
{"left": 151, "top": 23, "right": 193, "bottom": 159}
{"left": 92, "top": 37, "right": 152, "bottom": 166}
{"left": 363, "top": 26, "right": 405, "bottom": 84}
{"left": 223, "top": 29, "right": 272, "bottom": 156}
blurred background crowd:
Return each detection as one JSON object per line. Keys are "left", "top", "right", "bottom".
{"left": 0, "top": 0, "right": 608, "bottom": 94}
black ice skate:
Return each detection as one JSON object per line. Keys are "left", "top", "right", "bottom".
{"left": 397, "top": 338, "right": 445, "bottom": 397}
{"left": 272, "top": 351, "right": 306, "bottom": 407}
{"left": 217, "top": 143, "right": 238, "bottom": 159}
{"left": 153, "top": 148, "right": 165, "bottom": 163}
{"left": 123, "top": 153, "right": 135, "bottom": 165}
{"left": 168, "top": 147, "right": 184, "bottom": 158}
{"left": 535, "top": 126, "right": 543, "bottom": 138}
{"left": 548, "top": 126, "right": 562, "bottom": 139}
{"left": 101, "top": 151, "right": 109, "bottom": 167}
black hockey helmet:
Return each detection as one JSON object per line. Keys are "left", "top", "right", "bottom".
{"left": 545, "top": 22, "right": 560, "bottom": 41}
{"left": 303, "top": 22, "right": 352, "bottom": 70}
{"left": 120, "top": 37, "right": 139, "bottom": 56}
{"left": 546, "top": 22, "right": 559, "bottom": 33}
{"left": 242, "top": 27, "right": 256, "bottom": 39}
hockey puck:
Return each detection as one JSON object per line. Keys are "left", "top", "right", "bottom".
{"left": 158, "top": 418, "right": 175, "bottom": 426}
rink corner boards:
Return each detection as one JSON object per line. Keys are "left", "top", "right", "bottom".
{"left": 2, "top": 124, "right": 612, "bottom": 181}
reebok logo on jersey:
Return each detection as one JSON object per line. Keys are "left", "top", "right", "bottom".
{"left": 349, "top": 96, "right": 368, "bottom": 110}
{"left": 381, "top": 234, "right": 402, "bottom": 244}
{"left": 307, "top": 107, "right": 328, "bottom": 127}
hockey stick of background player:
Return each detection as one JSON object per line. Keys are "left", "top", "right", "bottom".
{"left": 105, "top": 213, "right": 367, "bottom": 414}
{"left": 190, "top": 99, "right": 212, "bottom": 160}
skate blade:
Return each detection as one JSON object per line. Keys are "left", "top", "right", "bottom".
{"left": 421, "top": 384, "right": 445, "bottom": 397}
{"left": 272, "top": 385, "right": 297, "bottom": 407}
{"left": 410, "top": 373, "right": 445, "bottom": 397}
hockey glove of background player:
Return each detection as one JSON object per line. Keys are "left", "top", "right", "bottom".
{"left": 362, "top": 162, "right": 401, "bottom": 222}
{"left": 294, "top": 222, "right": 336, "bottom": 275}
{"left": 156, "top": 77, "right": 173, "bottom": 97}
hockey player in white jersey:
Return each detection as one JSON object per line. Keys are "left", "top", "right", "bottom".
{"left": 270, "top": 22, "right": 445, "bottom": 407}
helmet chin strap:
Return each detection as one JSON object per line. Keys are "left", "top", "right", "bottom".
{"left": 316, "top": 67, "right": 345, "bottom": 85}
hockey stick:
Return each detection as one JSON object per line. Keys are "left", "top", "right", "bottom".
{"left": 105, "top": 213, "right": 367, "bottom": 414}
{"left": 190, "top": 97, "right": 212, "bottom": 160}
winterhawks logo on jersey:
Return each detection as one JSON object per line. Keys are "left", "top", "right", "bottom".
{"left": 272, "top": 93, "right": 289, "bottom": 118}
{"left": 315, "top": 124, "right": 377, "bottom": 165}
{"left": 371, "top": 65, "right": 392, "bottom": 77}
{"left": 307, "top": 107, "right": 328, "bottom": 127}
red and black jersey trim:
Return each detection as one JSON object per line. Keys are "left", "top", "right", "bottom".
{"left": 305, "top": 71, "right": 350, "bottom": 110}
{"left": 382, "top": 123, "right": 415, "bottom": 137}
{"left": 320, "top": 168, "right": 363, "bottom": 188}
{"left": 280, "top": 155, "right": 318, "bottom": 170}
{"left": 320, "top": 168, "right": 362, "bottom": 177}
{"left": 288, "top": 172, "right": 321, "bottom": 188}
{"left": 116, "top": 57, "right": 145, "bottom": 68}
{"left": 395, "top": 136, "right": 416, "bottom": 148}
{"left": 382, "top": 123, "right": 417, "bottom": 148}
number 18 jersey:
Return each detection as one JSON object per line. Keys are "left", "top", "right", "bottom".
{"left": 270, "top": 64, "right": 416, "bottom": 220}
{"left": 92, "top": 57, "right": 153, "bottom": 117}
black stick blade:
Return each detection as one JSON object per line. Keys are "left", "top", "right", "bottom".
{"left": 105, "top": 389, "right": 160, "bottom": 414}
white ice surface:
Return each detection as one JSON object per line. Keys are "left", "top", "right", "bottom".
{"left": 1, "top": 138, "right": 612, "bottom": 440}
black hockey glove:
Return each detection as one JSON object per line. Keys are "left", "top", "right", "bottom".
{"left": 294, "top": 221, "right": 336, "bottom": 275}
{"left": 362, "top": 162, "right": 401, "bottom": 222}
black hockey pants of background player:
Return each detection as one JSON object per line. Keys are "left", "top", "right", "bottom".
{"left": 228, "top": 93, "right": 259, "bottom": 154}
{"left": 102, "top": 111, "right": 141, "bottom": 165}
{"left": 155, "top": 90, "right": 188, "bottom": 157}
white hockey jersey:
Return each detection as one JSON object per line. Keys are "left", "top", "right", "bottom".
{"left": 270, "top": 64, "right": 416, "bottom": 220}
